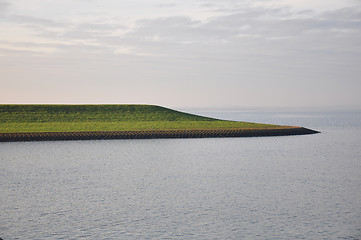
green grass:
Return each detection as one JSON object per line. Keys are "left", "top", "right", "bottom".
{"left": 0, "top": 104, "right": 282, "bottom": 133}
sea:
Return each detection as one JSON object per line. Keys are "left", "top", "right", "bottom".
{"left": 1, "top": 108, "right": 361, "bottom": 239}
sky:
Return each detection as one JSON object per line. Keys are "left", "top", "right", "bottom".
{"left": 1, "top": 0, "right": 360, "bottom": 109}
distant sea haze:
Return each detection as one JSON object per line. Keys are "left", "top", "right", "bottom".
{"left": 1, "top": 109, "right": 360, "bottom": 239}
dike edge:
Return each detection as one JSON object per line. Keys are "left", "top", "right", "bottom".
{"left": 0, "top": 127, "right": 320, "bottom": 142}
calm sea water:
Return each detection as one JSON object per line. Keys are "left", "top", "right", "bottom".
{"left": 1, "top": 108, "right": 361, "bottom": 239}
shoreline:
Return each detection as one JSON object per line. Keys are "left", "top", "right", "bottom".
{"left": 0, "top": 127, "right": 319, "bottom": 142}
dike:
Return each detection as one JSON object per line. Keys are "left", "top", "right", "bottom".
{"left": 0, "top": 127, "right": 319, "bottom": 142}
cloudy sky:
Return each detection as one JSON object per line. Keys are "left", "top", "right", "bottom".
{"left": 1, "top": 0, "right": 360, "bottom": 108}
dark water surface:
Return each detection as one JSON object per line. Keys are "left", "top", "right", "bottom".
{"left": 1, "top": 109, "right": 361, "bottom": 239}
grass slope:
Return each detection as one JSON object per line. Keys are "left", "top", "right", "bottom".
{"left": 0, "top": 104, "right": 282, "bottom": 133}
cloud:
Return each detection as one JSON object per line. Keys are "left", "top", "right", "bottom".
{"left": 156, "top": 3, "right": 176, "bottom": 8}
{"left": 0, "top": 0, "right": 10, "bottom": 14}
{"left": 6, "top": 14, "right": 66, "bottom": 27}
{"left": 1, "top": 1, "right": 360, "bottom": 61}
{"left": 321, "top": 7, "right": 361, "bottom": 21}
{"left": 122, "top": 6, "right": 361, "bottom": 56}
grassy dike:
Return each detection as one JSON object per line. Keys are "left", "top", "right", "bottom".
{"left": 0, "top": 104, "right": 319, "bottom": 141}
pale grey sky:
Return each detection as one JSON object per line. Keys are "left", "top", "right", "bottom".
{"left": 1, "top": 0, "right": 360, "bottom": 108}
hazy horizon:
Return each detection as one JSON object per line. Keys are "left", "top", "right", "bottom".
{"left": 1, "top": 0, "right": 360, "bottom": 109}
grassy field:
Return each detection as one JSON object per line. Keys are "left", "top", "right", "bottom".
{"left": 0, "top": 104, "right": 282, "bottom": 133}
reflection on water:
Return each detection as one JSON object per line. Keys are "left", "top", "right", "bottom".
{"left": 1, "top": 110, "right": 361, "bottom": 239}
